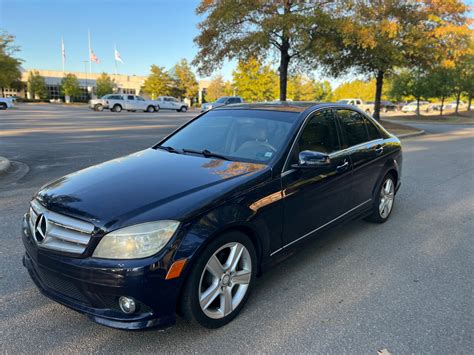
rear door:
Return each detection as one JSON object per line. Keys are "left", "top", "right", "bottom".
{"left": 335, "top": 109, "right": 384, "bottom": 207}
{"left": 281, "top": 109, "right": 353, "bottom": 246}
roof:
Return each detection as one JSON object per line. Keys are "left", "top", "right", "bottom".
{"left": 216, "top": 101, "right": 321, "bottom": 113}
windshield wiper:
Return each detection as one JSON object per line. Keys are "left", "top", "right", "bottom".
{"left": 155, "top": 145, "right": 183, "bottom": 154}
{"left": 182, "top": 148, "right": 231, "bottom": 161}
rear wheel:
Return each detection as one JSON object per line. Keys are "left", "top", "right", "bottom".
{"left": 180, "top": 231, "right": 256, "bottom": 328}
{"left": 146, "top": 105, "right": 155, "bottom": 113}
{"left": 0, "top": 103, "right": 7, "bottom": 110}
{"left": 112, "top": 104, "right": 122, "bottom": 112}
{"left": 366, "top": 173, "right": 396, "bottom": 223}
{"left": 95, "top": 104, "right": 104, "bottom": 112}
{"left": 180, "top": 106, "right": 187, "bottom": 112}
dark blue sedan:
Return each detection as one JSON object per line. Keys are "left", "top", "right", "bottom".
{"left": 22, "top": 102, "right": 402, "bottom": 329}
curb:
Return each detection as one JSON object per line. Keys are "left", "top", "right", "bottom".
{"left": 397, "top": 130, "right": 425, "bottom": 139}
{"left": 0, "top": 156, "right": 11, "bottom": 175}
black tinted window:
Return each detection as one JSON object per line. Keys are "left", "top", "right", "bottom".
{"left": 297, "top": 110, "right": 340, "bottom": 154}
{"left": 127, "top": 95, "right": 134, "bottom": 100}
{"left": 365, "top": 117, "right": 381, "bottom": 140}
{"left": 337, "top": 109, "right": 369, "bottom": 147}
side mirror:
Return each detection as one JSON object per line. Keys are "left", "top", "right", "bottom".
{"left": 291, "top": 150, "right": 331, "bottom": 169}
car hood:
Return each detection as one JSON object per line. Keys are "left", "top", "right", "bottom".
{"left": 36, "top": 149, "right": 268, "bottom": 230}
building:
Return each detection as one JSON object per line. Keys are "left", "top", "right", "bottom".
{"left": 8, "top": 69, "right": 210, "bottom": 103}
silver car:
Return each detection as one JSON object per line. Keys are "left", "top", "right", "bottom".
{"left": 201, "top": 96, "right": 244, "bottom": 112}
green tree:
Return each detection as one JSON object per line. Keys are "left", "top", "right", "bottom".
{"left": 205, "top": 75, "right": 230, "bottom": 102}
{"left": 143, "top": 65, "right": 172, "bottom": 99}
{"left": 333, "top": 80, "right": 385, "bottom": 102}
{"left": 315, "top": 0, "right": 471, "bottom": 120}
{"left": 27, "top": 71, "right": 47, "bottom": 99}
{"left": 0, "top": 31, "right": 22, "bottom": 97}
{"left": 232, "top": 58, "right": 278, "bottom": 102}
{"left": 171, "top": 59, "right": 198, "bottom": 104}
{"left": 425, "top": 68, "right": 454, "bottom": 116}
{"left": 60, "top": 73, "right": 81, "bottom": 102}
{"left": 287, "top": 75, "right": 333, "bottom": 101}
{"left": 390, "top": 69, "right": 431, "bottom": 116}
{"left": 193, "top": 0, "right": 334, "bottom": 101}
{"left": 96, "top": 73, "right": 115, "bottom": 98}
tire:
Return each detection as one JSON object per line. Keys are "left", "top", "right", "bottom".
{"left": 366, "top": 173, "right": 396, "bottom": 223}
{"left": 0, "top": 103, "right": 7, "bottom": 110}
{"left": 146, "top": 105, "right": 155, "bottom": 113}
{"left": 180, "top": 231, "right": 257, "bottom": 329}
{"left": 112, "top": 104, "right": 122, "bottom": 113}
{"left": 95, "top": 104, "right": 104, "bottom": 112}
{"left": 180, "top": 106, "right": 187, "bottom": 113}
{"left": 156, "top": 105, "right": 160, "bottom": 112}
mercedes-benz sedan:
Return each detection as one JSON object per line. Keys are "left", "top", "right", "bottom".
{"left": 22, "top": 102, "right": 402, "bottom": 330}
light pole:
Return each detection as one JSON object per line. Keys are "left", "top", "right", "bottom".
{"left": 82, "top": 60, "right": 89, "bottom": 100}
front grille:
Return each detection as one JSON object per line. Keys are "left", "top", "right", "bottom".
{"left": 29, "top": 199, "right": 94, "bottom": 255}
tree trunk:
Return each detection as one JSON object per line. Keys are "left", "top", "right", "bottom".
{"left": 1, "top": 87, "right": 4, "bottom": 98}
{"left": 455, "top": 91, "right": 461, "bottom": 114}
{"left": 440, "top": 96, "right": 445, "bottom": 116}
{"left": 416, "top": 97, "right": 420, "bottom": 116}
{"left": 468, "top": 93, "right": 472, "bottom": 111}
{"left": 373, "top": 70, "right": 384, "bottom": 121}
{"left": 279, "top": 50, "right": 290, "bottom": 101}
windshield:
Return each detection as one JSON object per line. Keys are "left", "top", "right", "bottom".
{"left": 337, "top": 100, "right": 350, "bottom": 104}
{"left": 101, "top": 94, "right": 112, "bottom": 99}
{"left": 215, "top": 97, "right": 229, "bottom": 103}
{"left": 160, "top": 109, "right": 298, "bottom": 163}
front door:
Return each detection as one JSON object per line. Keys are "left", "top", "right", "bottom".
{"left": 126, "top": 95, "right": 137, "bottom": 110}
{"left": 281, "top": 109, "right": 353, "bottom": 246}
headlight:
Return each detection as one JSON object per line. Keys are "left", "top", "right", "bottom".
{"left": 93, "top": 220, "right": 180, "bottom": 259}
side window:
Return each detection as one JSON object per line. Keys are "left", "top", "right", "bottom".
{"left": 296, "top": 110, "right": 340, "bottom": 155}
{"left": 337, "top": 109, "right": 369, "bottom": 148}
{"left": 365, "top": 117, "right": 381, "bottom": 140}
{"left": 127, "top": 95, "right": 134, "bottom": 100}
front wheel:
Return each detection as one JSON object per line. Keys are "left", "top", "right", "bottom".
{"left": 146, "top": 105, "right": 155, "bottom": 113}
{"left": 366, "top": 173, "right": 396, "bottom": 223}
{"left": 112, "top": 104, "right": 122, "bottom": 113}
{"left": 180, "top": 106, "right": 187, "bottom": 112}
{"left": 180, "top": 231, "right": 256, "bottom": 328}
{"left": 95, "top": 104, "right": 104, "bottom": 112}
{"left": 0, "top": 103, "right": 7, "bottom": 110}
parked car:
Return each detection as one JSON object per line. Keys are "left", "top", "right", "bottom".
{"left": 22, "top": 102, "right": 402, "bottom": 330}
{"left": 366, "top": 101, "right": 398, "bottom": 112}
{"left": 201, "top": 96, "right": 244, "bottom": 112}
{"left": 434, "top": 101, "right": 467, "bottom": 111}
{"left": 0, "top": 97, "right": 14, "bottom": 110}
{"left": 154, "top": 96, "right": 188, "bottom": 112}
{"left": 89, "top": 94, "right": 158, "bottom": 112}
{"left": 336, "top": 98, "right": 374, "bottom": 114}
{"left": 401, "top": 101, "right": 431, "bottom": 113}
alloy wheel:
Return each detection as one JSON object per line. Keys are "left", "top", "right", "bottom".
{"left": 379, "top": 178, "right": 394, "bottom": 219}
{"left": 198, "top": 242, "right": 252, "bottom": 319}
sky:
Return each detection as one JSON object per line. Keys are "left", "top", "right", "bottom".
{"left": 0, "top": 0, "right": 237, "bottom": 80}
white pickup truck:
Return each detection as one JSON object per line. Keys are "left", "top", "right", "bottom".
{"left": 89, "top": 94, "right": 158, "bottom": 112}
{"left": 0, "top": 97, "right": 14, "bottom": 110}
{"left": 337, "top": 98, "right": 375, "bottom": 114}
{"left": 154, "top": 96, "right": 188, "bottom": 112}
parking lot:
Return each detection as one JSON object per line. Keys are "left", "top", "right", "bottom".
{"left": 0, "top": 104, "right": 473, "bottom": 353}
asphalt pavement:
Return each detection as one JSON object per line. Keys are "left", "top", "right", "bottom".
{"left": 0, "top": 104, "right": 472, "bottom": 353}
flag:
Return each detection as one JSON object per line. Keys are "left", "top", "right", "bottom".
{"left": 61, "top": 38, "right": 66, "bottom": 61}
{"left": 90, "top": 49, "right": 100, "bottom": 64}
{"left": 114, "top": 47, "right": 124, "bottom": 64}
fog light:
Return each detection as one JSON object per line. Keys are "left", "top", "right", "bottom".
{"left": 119, "top": 296, "right": 136, "bottom": 314}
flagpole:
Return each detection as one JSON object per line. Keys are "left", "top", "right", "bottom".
{"left": 88, "top": 30, "right": 92, "bottom": 75}
{"left": 61, "top": 37, "right": 65, "bottom": 75}
{"left": 114, "top": 44, "right": 118, "bottom": 76}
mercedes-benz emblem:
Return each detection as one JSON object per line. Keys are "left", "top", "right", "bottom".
{"left": 34, "top": 214, "right": 47, "bottom": 243}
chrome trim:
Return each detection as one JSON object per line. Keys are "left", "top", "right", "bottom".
{"left": 29, "top": 200, "right": 94, "bottom": 254}
{"left": 270, "top": 199, "right": 372, "bottom": 256}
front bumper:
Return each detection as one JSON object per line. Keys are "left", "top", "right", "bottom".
{"left": 21, "top": 217, "right": 180, "bottom": 330}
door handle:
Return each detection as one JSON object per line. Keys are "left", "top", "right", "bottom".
{"left": 336, "top": 160, "right": 349, "bottom": 172}
{"left": 375, "top": 146, "right": 384, "bottom": 156}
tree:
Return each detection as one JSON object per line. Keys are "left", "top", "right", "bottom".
{"left": 333, "top": 80, "right": 383, "bottom": 102}
{"left": 143, "top": 65, "right": 172, "bottom": 99}
{"left": 193, "top": 0, "right": 334, "bottom": 101}
{"left": 315, "top": 0, "right": 471, "bottom": 120}
{"left": 232, "top": 58, "right": 278, "bottom": 102}
{"left": 425, "top": 68, "right": 454, "bottom": 116}
{"left": 96, "top": 73, "right": 115, "bottom": 98}
{"left": 287, "top": 75, "right": 332, "bottom": 102}
{"left": 171, "top": 59, "right": 198, "bottom": 104}
{"left": 27, "top": 71, "right": 47, "bottom": 99}
{"left": 60, "top": 73, "right": 81, "bottom": 102}
{"left": 390, "top": 69, "right": 431, "bottom": 116}
{"left": 205, "top": 75, "right": 232, "bottom": 102}
{"left": 0, "top": 31, "right": 22, "bottom": 97}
